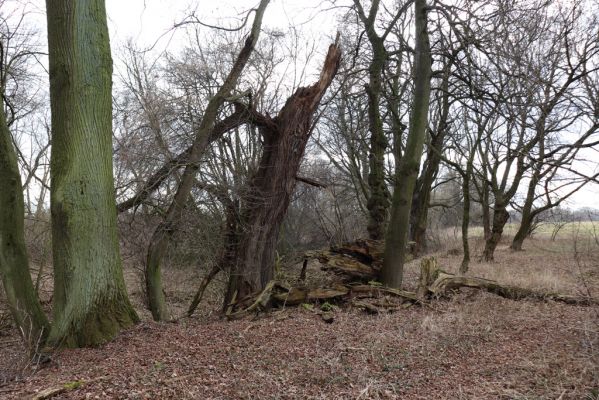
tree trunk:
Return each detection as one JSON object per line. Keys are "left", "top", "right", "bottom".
{"left": 459, "top": 174, "right": 471, "bottom": 274}
{"left": 510, "top": 218, "right": 530, "bottom": 251}
{"left": 45, "top": 0, "right": 138, "bottom": 347}
{"left": 143, "top": 0, "right": 270, "bottom": 321}
{"left": 510, "top": 179, "right": 536, "bottom": 252}
{"left": 482, "top": 204, "right": 510, "bottom": 262}
{"left": 382, "top": 0, "right": 431, "bottom": 289}
{"left": 511, "top": 158, "right": 542, "bottom": 251}
{"left": 224, "top": 39, "right": 342, "bottom": 306}
{"left": 481, "top": 179, "right": 491, "bottom": 240}
{"left": 0, "top": 105, "right": 50, "bottom": 347}
{"left": 409, "top": 64, "right": 451, "bottom": 256}
{"left": 365, "top": 40, "right": 390, "bottom": 240}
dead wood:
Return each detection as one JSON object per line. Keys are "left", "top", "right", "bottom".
{"left": 223, "top": 35, "right": 342, "bottom": 305}
{"left": 186, "top": 264, "right": 221, "bottom": 317}
{"left": 422, "top": 257, "right": 598, "bottom": 305}
{"left": 329, "top": 239, "right": 385, "bottom": 265}
{"left": 316, "top": 251, "right": 379, "bottom": 280}
{"left": 224, "top": 241, "right": 596, "bottom": 318}
{"left": 272, "top": 285, "right": 350, "bottom": 306}
{"left": 30, "top": 377, "right": 106, "bottom": 400}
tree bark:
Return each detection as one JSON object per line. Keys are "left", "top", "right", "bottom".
{"left": 409, "top": 67, "right": 450, "bottom": 256}
{"left": 351, "top": 0, "right": 393, "bottom": 241}
{"left": 510, "top": 177, "right": 538, "bottom": 251}
{"left": 144, "top": 0, "right": 270, "bottom": 321}
{"left": 482, "top": 204, "right": 510, "bottom": 261}
{"left": 459, "top": 173, "right": 472, "bottom": 274}
{"left": 45, "top": 0, "right": 138, "bottom": 347}
{"left": 382, "top": 0, "right": 431, "bottom": 289}
{"left": 224, "top": 38, "right": 342, "bottom": 306}
{"left": 365, "top": 40, "right": 390, "bottom": 240}
{"left": 479, "top": 178, "right": 491, "bottom": 240}
{"left": 0, "top": 104, "right": 50, "bottom": 347}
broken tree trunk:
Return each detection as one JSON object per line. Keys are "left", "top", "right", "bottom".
{"left": 223, "top": 36, "right": 342, "bottom": 306}
{"left": 144, "top": 0, "right": 270, "bottom": 321}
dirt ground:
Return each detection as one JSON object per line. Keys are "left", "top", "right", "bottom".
{"left": 1, "top": 235, "right": 598, "bottom": 399}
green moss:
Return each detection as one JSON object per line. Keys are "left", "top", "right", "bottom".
{"left": 63, "top": 380, "right": 84, "bottom": 390}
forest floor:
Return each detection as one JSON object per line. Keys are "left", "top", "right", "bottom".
{"left": 1, "top": 233, "right": 598, "bottom": 399}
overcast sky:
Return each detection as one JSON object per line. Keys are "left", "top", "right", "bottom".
{"left": 105, "top": 0, "right": 339, "bottom": 50}
{"left": 9, "top": 0, "right": 599, "bottom": 209}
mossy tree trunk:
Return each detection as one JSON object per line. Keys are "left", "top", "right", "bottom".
{"left": 382, "top": 0, "right": 431, "bottom": 289}
{"left": 45, "top": 0, "right": 138, "bottom": 347}
{"left": 0, "top": 104, "right": 50, "bottom": 346}
{"left": 364, "top": 40, "right": 390, "bottom": 240}
{"left": 351, "top": 0, "right": 394, "bottom": 241}
{"left": 459, "top": 161, "right": 475, "bottom": 274}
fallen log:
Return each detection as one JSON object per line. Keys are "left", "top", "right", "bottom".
{"left": 423, "top": 257, "right": 598, "bottom": 306}
{"left": 30, "top": 377, "right": 107, "bottom": 400}
{"left": 224, "top": 244, "right": 596, "bottom": 319}
{"left": 273, "top": 286, "right": 350, "bottom": 305}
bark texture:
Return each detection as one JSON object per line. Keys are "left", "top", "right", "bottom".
{"left": 482, "top": 205, "right": 510, "bottom": 261}
{"left": 351, "top": 0, "right": 393, "bottom": 240}
{"left": 46, "top": 0, "right": 138, "bottom": 347}
{"left": 224, "top": 39, "right": 342, "bottom": 305}
{"left": 365, "top": 41, "right": 390, "bottom": 240}
{"left": 0, "top": 104, "right": 49, "bottom": 346}
{"left": 382, "top": 0, "right": 431, "bottom": 289}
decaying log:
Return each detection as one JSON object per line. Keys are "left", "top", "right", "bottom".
{"left": 224, "top": 243, "right": 596, "bottom": 319}
{"left": 348, "top": 284, "right": 419, "bottom": 303}
{"left": 272, "top": 285, "right": 350, "bottom": 305}
{"left": 422, "top": 257, "right": 598, "bottom": 305}
{"left": 329, "top": 239, "right": 385, "bottom": 266}
{"left": 316, "top": 251, "right": 379, "bottom": 280}
{"left": 225, "top": 278, "right": 420, "bottom": 317}
{"left": 312, "top": 239, "right": 413, "bottom": 280}
{"left": 429, "top": 272, "right": 598, "bottom": 305}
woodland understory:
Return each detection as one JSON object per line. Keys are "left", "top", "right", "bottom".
{"left": 1, "top": 231, "right": 599, "bottom": 399}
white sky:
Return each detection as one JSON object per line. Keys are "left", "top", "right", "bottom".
{"left": 7, "top": 0, "right": 599, "bottom": 209}
{"left": 105, "top": 0, "right": 339, "bottom": 50}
